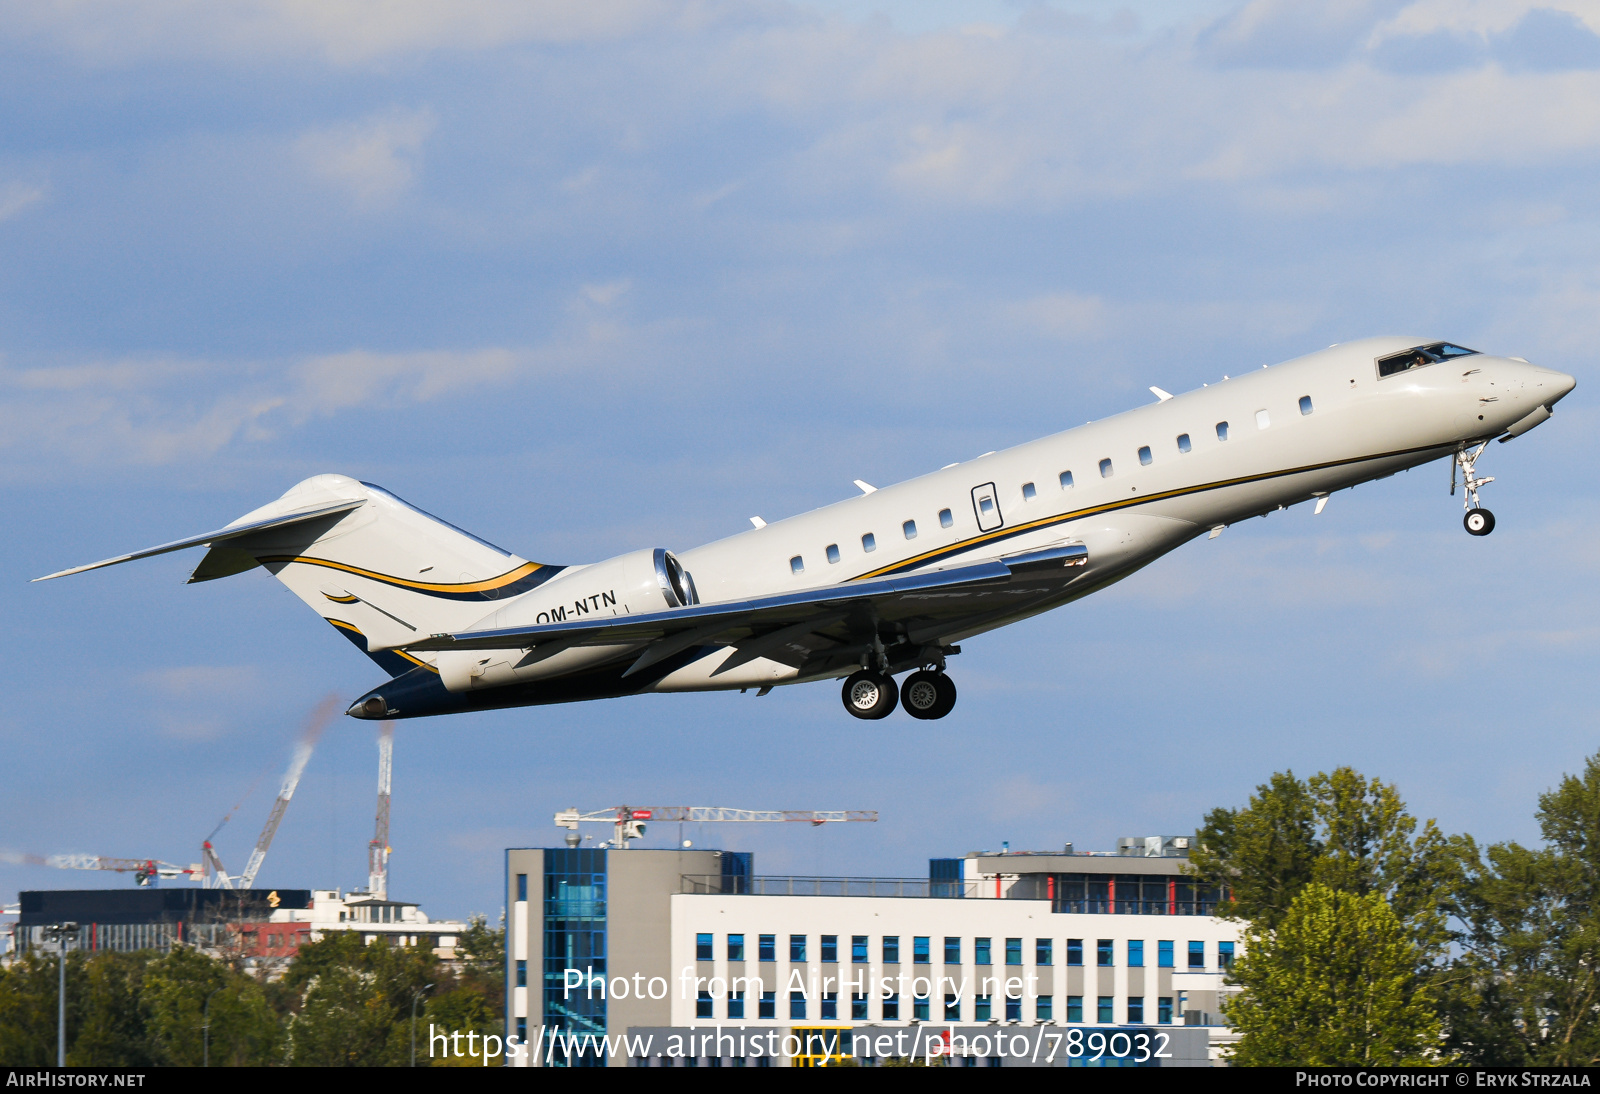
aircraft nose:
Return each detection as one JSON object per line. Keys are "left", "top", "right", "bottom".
{"left": 1545, "top": 369, "right": 1577, "bottom": 405}
{"left": 1510, "top": 360, "right": 1576, "bottom": 406}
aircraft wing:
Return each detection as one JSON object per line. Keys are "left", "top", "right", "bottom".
{"left": 402, "top": 542, "right": 1087, "bottom": 677}
{"left": 32, "top": 500, "right": 365, "bottom": 582}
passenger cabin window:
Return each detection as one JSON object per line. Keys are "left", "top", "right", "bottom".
{"left": 1177, "top": 433, "right": 1191, "bottom": 453}
{"left": 1299, "top": 395, "right": 1314, "bottom": 415}
{"left": 1216, "top": 421, "right": 1229, "bottom": 441}
{"left": 862, "top": 533, "right": 876, "bottom": 553}
{"left": 1022, "top": 482, "right": 1036, "bottom": 501}
{"left": 903, "top": 520, "right": 918, "bottom": 540}
{"left": 1256, "top": 409, "right": 1270, "bottom": 430}
{"left": 979, "top": 497, "right": 995, "bottom": 517}
{"left": 939, "top": 508, "right": 953, "bottom": 528}
{"left": 826, "top": 544, "right": 840, "bottom": 564}
{"left": 1099, "top": 458, "right": 1113, "bottom": 478}
{"left": 790, "top": 556, "right": 804, "bottom": 574}
{"left": 1377, "top": 342, "right": 1478, "bottom": 378}
{"left": 1060, "top": 470, "right": 1074, "bottom": 489}
{"left": 1138, "top": 446, "right": 1152, "bottom": 466}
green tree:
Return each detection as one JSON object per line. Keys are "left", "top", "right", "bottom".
{"left": 142, "top": 947, "right": 280, "bottom": 1066}
{"left": 1187, "top": 770, "right": 1320, "bottom": 928}
{"left": 1445, "top": 752, "right": 1600, "bottom": 1065}
{"left": 423, "top": 915, "right": 505, "bottom": 1067}
{"left": 72, "top": 951, "right": 154, "bottom": 1066}
{"left": 1190, "top": 767, "right": 1464, "bottom": 949}
{"left": 1, "top": 949, "right": 167, "bottom": 1066}
{"left": 0, "top": 950, "right": 82, "bottom": 1066}
{"left": 280, "top": 932, "right": 437, "bottom": 1066}
{"left": 1226, "top": 883, "right": 1445, "bottom": 1066}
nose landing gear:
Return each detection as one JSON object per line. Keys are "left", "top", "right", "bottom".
{"left": 1453, "top": 442, "right": 1496, "bottom": 536}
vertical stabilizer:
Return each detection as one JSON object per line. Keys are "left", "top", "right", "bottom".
{"left": 193, "top": 475, "right": 564, "bottom": 676}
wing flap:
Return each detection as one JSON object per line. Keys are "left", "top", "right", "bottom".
{"left": 33, "top": 499, "right": 365, "bottom": 582}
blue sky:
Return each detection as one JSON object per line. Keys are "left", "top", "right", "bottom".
{"left": 3, "top": 0, "right": 1600, "bottom": 921}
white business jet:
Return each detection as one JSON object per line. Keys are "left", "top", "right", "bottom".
{"left": 38, "top": 338, "right": 1574, "bottom": 722}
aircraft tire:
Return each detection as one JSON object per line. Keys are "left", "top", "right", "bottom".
{"left": 1464, "top": 508, "right": 1495, "bottom": 536}
{"left": 900, "top": 671, "right": 943, "bottom": 719}
{"left": 842, "top": 670, "right": 898, "bottom": 719}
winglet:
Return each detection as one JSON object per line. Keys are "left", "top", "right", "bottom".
{"left": 749, "top": 516, "right": 767, "bottom": 529}
{"left": 1149, "top": 386, "right": 1173, "bottom": 402}
{"left": 853, "top": 480, "right": 877, "bottom": 495}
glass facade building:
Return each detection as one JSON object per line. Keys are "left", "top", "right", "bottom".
{"left": 542, "top": 848, "right": 607, "bottom": 1067}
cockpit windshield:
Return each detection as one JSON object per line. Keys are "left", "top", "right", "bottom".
{"left": 1377, "top": 342, "right": 1479, "bottom": 378}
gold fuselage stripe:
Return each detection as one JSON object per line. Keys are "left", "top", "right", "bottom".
{"left": 851, "top": 440, "right": 1444, "bottom": 581}
{"left": 260, "top": 556, "right": 545, "bottom": 593}
{"left": 329, "top": 619, "right": 437, "bottom": 671}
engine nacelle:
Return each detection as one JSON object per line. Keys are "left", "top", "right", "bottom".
{"left": 437, "top": 548, "right": 698, "bottom": 692}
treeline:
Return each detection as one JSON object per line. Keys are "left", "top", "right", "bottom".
{"left": 1190, "top": 753, "right": 1600, "bottom": 1065}
{"left": 0, "top": 916, "right": 505, "bottom": 1066}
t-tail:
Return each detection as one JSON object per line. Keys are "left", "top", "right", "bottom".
{"left": 34, "top": 474, "right": 564, "bottom": 677}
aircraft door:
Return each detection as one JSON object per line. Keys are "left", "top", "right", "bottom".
{"left": 971, "top": 482, "right": 1004, "bottom": 532}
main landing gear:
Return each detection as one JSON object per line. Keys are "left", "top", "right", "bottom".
{"left": 1453, "top": 442, "right": 1496, "bottom": 537}
{"left": 900, "top": 670, "right": 958, "bottom": 720}
{"left": 841, "top": 670, "right": 898, "bottom": 720}
{"left": 840, "top": 667, "right": 958, "bottom": 720}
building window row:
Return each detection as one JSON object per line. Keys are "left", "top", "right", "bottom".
{"left": 696, "top": 933, "right": 1232, "bottom": 970}
{"left": 696, "top": 983, "right": 1180, "bottom": 1026}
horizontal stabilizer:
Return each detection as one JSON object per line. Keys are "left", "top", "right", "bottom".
{"left": 33, "top": 499, "right": 364, "bottom": 582}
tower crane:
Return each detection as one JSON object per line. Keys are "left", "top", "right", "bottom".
{"left": 554, "top": 806, "right": 878, "bottom": 850}
{"left": 45, "top": 855, "right": 197, "bottom": 886}
{"left": 35, "top": 695, "right": 339, "bottom": 891}
{"left": 367, "top": 724, "right": 393, "bottom": 900}
{"left": 208, "top": 694, "right": 339, "bottom": 890}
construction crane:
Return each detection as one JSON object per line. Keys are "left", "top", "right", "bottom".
{"left": 45, "top": 855, "right": 197, "bottom": 886}
{"left": 554, "top": 806, "right": 878, "bottom": 850}
{"left": 367, "top": 724, "right": 393, "bottom": 900}
{"left": 31, "top": 695, "right": 339, "bottom": 891}
{"left": 215, "top": 694, "right": 340, "bottom": 890}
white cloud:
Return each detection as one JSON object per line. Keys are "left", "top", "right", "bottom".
{"left": 0, "top": 347, "right": 525, "bottom": 470}
{"left": 5, "top": 0, "right": 680, "bottom": 65}
{"left": 139, "top": 665, "right": 261, "bottom": 696}
{"left": 0, "top": 182, "right": 46, "bottom": 222}
{"left": 580, "top": 279, "right": 632, "bottom": 306}
{"left": 0, "top": 299, "right": 659, "bottom": 474}
{"left": 1370, "top": 0, "right": 1600, "bottom": 42}
{"left": 288, "top": 347, "right": 519, "bottom": 414}
{"left": 17, "top": 1, "right": 1600, "bottom": 210}
{"left": 1003, "top": 291, "right": 1108, "bottom": 341}
{"left": 296, "top": 109, "right": 435, "bottom": 209}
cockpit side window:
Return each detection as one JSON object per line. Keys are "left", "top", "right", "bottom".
{"left": 1376, "top": 342, "right": 1479, "bottom": 378}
